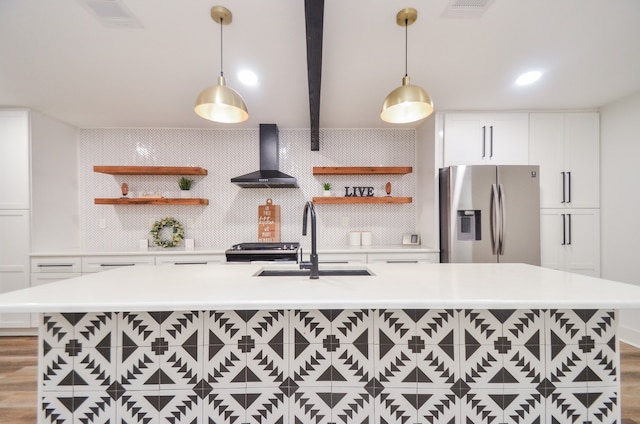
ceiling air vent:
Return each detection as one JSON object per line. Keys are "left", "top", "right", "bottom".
{"left": 442, "top": 0, "right": 496, "bottom": 18}
{"left": 77, "top": 0, "right": 143, "bottom": 28}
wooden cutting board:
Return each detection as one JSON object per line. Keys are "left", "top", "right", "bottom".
{"left": 258, "top": 198, "right": 281, "bottom": 242}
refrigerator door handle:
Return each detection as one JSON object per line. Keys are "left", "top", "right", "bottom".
{"left": 561, "top": 172, "right": 566, "bottom": 203}
{"left": 561, "top": 214, "right": 566, "bottom": 245}
{"left": 498, "top": 183, "right": 506, "bottom": 255}
{"left": 491, "top": 183, "right": 500, "bottom": 255}
{"left": 482, "top": 126, "right": 486, "bottom": 158}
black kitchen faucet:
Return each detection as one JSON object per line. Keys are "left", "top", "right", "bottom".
{"left": 300, "top": 201, "right": 319, "bottom": 279}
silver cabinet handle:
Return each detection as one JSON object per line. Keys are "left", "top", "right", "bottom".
{"left": 100, "top": 263, "right": 135, "bottom": 267}
{"left": 319, "top": 261, "right": 349, "bottom": 264}
{"left": 38, "top": 264, "right": 74, "bottom": 268}
{"left": 489, "top": 125, "right": 494, "bottom": 158}
{"left": 174, "top": 262, "right": 207, "bottom": 265}
{"left": 561, "top": 214, "right": 566, "bottom": 245}
{"left": 561, "top": 172, "right": 566, "bottom": 203}
{"left": 567, "top": 214, "right": 572, "bottom": 245}
{"left": 482, "top": 126, "right": 486, "bottom": 158}
{"left": 567, "top": 171, "right": 572, "bottom": 203}
{"left": 386, "top": 260, "right": 418, "bottom": 264}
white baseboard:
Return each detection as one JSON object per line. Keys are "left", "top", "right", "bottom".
{"left": 619, "top": 324, "right": 640, "bottom": 349}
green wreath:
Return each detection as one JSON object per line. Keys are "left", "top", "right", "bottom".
{"left": 150, "top": 217, "right": 184, "bottom": 248}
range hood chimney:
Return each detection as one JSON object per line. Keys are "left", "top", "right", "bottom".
{"left": 231, "top": 124, "right": 298, "bottom": 188}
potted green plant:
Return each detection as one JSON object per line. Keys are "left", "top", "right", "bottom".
{"left": 178, "top": 177, "right": 194, "bottom": 198}
{"left": 323, "top": 182, "right": 331, "bottom": 197}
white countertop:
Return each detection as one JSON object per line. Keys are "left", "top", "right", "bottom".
{"left": 2, "top": 263, "right": 640, "bottom": 312}
{"left": 29, "top": 245, "right": 439, "bottom": 257}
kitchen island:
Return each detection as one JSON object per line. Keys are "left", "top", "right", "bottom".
{"left": 1, "top": 262, "right": 639, "bottom": 423}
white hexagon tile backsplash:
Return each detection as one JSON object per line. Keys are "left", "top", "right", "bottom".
{"left": 79, "top": 127, "right": 417, "bottom": 250}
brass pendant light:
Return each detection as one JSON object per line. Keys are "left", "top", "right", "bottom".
{"left": 195, "top": 6, "right": 249, "bottom": 123}
{"left": 380, "top": 8, "right": 433, "bottom": 124}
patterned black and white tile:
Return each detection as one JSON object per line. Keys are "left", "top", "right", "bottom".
{"left": 39, "top": 308, "right": 619, "bottom": 423}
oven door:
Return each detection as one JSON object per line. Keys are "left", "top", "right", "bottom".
{"left": 225, "top": 243, "right": 300, "bottom": 263}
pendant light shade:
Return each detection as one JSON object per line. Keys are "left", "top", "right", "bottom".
{"left": 195, "top": 6, "right": 248, "bottom": 123}
{"left": 381, "top": 8, "right": 433, "bottom": 124}
{"left": 381, "top": 75, "right": 433, "bottom": 123}
{"left": 195, "top": 76, "right": 248, "bottom": 123}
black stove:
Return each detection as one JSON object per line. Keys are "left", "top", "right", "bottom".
{"left": 225, "top": 242, "right": 300, "bottom": 263}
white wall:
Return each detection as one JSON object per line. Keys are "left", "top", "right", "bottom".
{"left": 30, "top": 110, "right": 80, "bottom": 251}
{"left": 600, "top": 89, "right": 640, "bottom": 346}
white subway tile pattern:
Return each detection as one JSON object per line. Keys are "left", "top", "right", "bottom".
{"left": 79, "top": 128, "right": 416, "bottom": 250}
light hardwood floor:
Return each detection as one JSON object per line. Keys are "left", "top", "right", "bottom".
{"left": 0, "top": 336, "right": 638, "bottom": 423}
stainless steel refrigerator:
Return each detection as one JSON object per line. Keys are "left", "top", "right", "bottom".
{"left": 439, "top": 165, "right": 541, "bottom": 265}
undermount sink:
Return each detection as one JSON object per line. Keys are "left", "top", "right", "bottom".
{"left": 255, "top": 267, "right": 373, "bottom": 277}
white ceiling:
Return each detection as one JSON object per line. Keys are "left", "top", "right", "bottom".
{"left": 1, "top": 0, "right": 639, "bottom": 130}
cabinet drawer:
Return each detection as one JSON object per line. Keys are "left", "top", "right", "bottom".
{"left": 31, "top": 257, "right": 82, "bottom": 273}
{"left": 367, "top": 252, "right": 439, "bottom": 264}
{"left": 155, "top": 254, "right": 225, "bottom": 265}
{"left": 316, "top": 253, "right": 368, "bottom": 265}
{"left": 82, "top": 256, "right": 155, "bottom": 273}
{"left": 31, "top": 273, "right": 80, "bottom": 285}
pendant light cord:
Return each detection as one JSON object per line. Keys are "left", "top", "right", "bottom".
{"left": 404, "top": 18, "right": 408, "bottom": 77}
{"left": 219, "top": 17, "right": 224, "bottom": 77}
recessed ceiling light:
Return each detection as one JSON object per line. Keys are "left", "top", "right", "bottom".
{"left": 238, "top": 70, "right": 258, "bottom": 86}
{"left": 515, "top": 71, "right": 542, "bottom": 86}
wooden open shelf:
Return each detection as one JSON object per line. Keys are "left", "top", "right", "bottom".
{"left": 95, "top": 198, "right": 209, "bottom": 205}
{"left": 312, "top": 166, "right": 412, "bottom": 175}
{"left": 94, "top": 166, "right": 208, "bottom": 175}
{"left": 312, "top": 196, "right": 412, "bottom": 204}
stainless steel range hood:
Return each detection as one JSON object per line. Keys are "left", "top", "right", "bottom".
{"left": 231, "top": 124, "right": 298, "bottom": 188}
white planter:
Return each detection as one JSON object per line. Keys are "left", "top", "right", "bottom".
{"left": 323, "top": 190, "right": 331, "bottom": 197}
{"left": 180, "top": 190, "right": 192, "bottom": 198}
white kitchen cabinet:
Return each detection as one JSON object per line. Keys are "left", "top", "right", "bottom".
{"left": 0, "top": 210, "right": 31, "bottom": 328}
{"left": 529, "top": 112, "right": 600, "bottom": 208}
{"left": 0, "top": 110, "right": 30, "bottom": 209}
{"left": 155, "top": 254, "right": 225, "bottom": 265}
{"left": 367, "top": 252, "right": 439, "bottom": 264}
{"left": 82, "top": 255, "right": 156, "bottom": 273}
{"left": 0, "top": 109, "right": 31, "bottom": 329}
{"left": 540, "top": 209, "right": 600, "bottom": 277}
{"left": 31, "top": 256, "right": 82, "bottom": 274}
{"left": 315, "top": 253, "right": 368, "bottom": 265}
{"left": 443, "top": 113, "right": 529, "bottom": 166}
{"left": 30, "top": 256, "right": 82, "bottom": 326}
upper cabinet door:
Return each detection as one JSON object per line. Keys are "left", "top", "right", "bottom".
{"left": 529, "top": 114, "right": 565, "bottom": 208}
{"left": 443, "top": 114, "right": 485, "bottom": 165}
{"left": 487, "top": 114, "right": 529, "bottom": 164}
{"left": 443, "top": 113, "right": 529, "bottom": 166}
{"left": 564, "top": 113, "right": 600, "bottom": 209}
{"left": 529, "top": 112, "right": 600, "bottom": 209}
{"left": 0, "top": 110, "right": 30, "bottom": 209}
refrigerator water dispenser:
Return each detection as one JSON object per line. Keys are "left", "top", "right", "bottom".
{"left": 457, "top": 210, "right": 481, "bottom": 241}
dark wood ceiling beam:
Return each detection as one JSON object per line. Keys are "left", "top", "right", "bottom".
{"left": 305, "top": 0, "right": 324, "bottom": 151}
